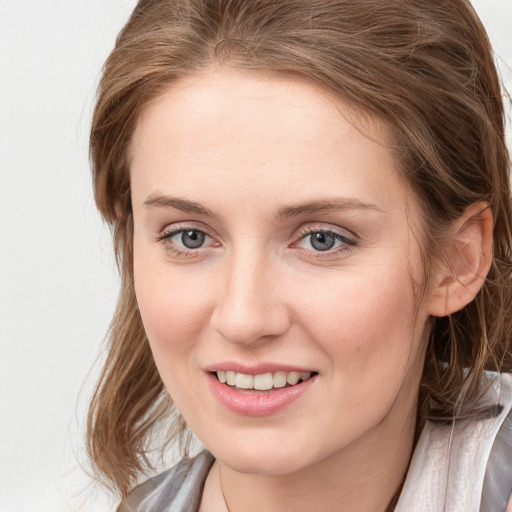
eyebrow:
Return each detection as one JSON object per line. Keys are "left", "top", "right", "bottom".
{"left": 144, "top": 193, "right": 216, "bottom": 217}
{"left": 143, "top": 193, "right": 383, "bottom": 218}
{"left": 276, "top": 198, "right": 383, "bottom": 219}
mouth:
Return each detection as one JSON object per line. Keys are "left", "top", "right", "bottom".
{"left": 207, "top": 366, "right": 318, "bottom": 416}
{"left": 213, "top": 370, "right": 317, "bottom": 393}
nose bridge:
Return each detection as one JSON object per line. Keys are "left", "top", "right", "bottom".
{"left": 211, "top": 241, "right": 288, "bottom": 345}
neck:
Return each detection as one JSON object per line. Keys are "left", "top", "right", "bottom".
{"left": 209, "top": 406, "right": 416, "bottom": 512}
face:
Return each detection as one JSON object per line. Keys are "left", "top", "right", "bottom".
{"left": 130, "top": 69, "right": 435, "bottom": 475}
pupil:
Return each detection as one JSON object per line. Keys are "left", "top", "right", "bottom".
{"left": 181, "top": 230, "right": 205, "bottom": 249}
{"left": 311, "top": 232, "right": 335, "bottom": 251}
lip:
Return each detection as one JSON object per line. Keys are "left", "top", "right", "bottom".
{"left": 206, "top": 369, "right": 317, "bottom": 417}
{"left": 204, "top": 361, "right": 314, "bottom": 375}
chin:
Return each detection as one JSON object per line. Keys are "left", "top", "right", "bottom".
{"left": 217, "top": 446, "right": 310, "bottom": 476}
{"left": 198, "top": 425, "right": 342, "bottom": 477}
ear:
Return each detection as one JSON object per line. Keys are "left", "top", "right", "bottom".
{"left": 427, "top": 201, "right": 493, "bottom": 317}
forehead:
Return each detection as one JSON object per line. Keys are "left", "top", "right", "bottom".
{"left": 131, "top": 68, "right": 391, "bottom": 156}
{"left": 129, "top": 68, "right": 409, "bottom": 217}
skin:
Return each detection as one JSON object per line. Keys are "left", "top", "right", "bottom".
{"left": 129, "top": 69, "right": 452, "bottom": 512}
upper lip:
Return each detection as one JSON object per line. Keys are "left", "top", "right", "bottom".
{"left": 204, "top": 362, "right": 316, "bottom": 375}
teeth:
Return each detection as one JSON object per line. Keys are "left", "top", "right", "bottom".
{"left": 226, "top": 371, "right": 236, "bottom": 386}
{"left": 235, "top": 373, "right": 253, "bottom": 389}
{"left": 216, "top": 370, "right": 314, "bottom": 390}
{"left": 253, "top": 373, "right": 273, "bottom": 391}
{"left": 273, "top": 371, "right": 287, "bottom": 388}
{"left": 287, "top": 372, "right": 300, "bottom": 385}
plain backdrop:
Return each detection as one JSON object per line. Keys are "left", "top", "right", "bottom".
{"left": 0, "top": 1, "right": 511, "bottom": 511}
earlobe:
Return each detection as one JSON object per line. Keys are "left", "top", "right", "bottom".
{"left": 428, "top": 201, "right": 493, "bottom": 317}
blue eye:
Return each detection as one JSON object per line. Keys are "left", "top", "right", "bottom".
{"left": 298, "top": 229, "right": 355, "bottom": 254}
{"left": 179, "top": 229, "right": 206, "bottom": 249}
{"left": 158, "top": 228, "right": 211, "bottom": 251}
{"left": 309, "top": 231, "right": 337, "bottom": 251}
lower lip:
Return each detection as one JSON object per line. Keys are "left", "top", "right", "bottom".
{"left": 207, "top": 373, "right": 316, "bottom": 417}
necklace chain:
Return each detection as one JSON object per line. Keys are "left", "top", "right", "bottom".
{"left": 218, "top": 464, "right": 232, "bottom": 512}
{"left": 217, "top": 462, "right": 400, "bottom": 512}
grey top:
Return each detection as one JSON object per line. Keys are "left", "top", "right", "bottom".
{"left": 118, "top": 450, "right": 214, "bottom": 512}
{"left": 118, "top": 372, "right": 512, "bottom": 512}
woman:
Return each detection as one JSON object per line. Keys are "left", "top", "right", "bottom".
{"left": 87, "top": 1, "right": 512, "bottom": 510}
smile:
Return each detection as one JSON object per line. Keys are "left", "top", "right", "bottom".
{"left": 207, "top": 367, "right": 318, "bottom": 416}
{"left": 216, "top": 370, "right": 313, "bottom": 391}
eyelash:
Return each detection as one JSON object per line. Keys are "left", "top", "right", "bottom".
{"left": 155, "top": 224, "right": 217, "bottom": 259}
{"left": 155, "top": 224, "right": 358, "bottom": 259}
{"left": 294, "top": 226, "right": 358, "bottom": 258}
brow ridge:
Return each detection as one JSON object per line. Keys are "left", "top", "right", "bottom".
{"left": 143, "top": 194, "right": 216, "bottom": 217}
{"left": 276, "top": 198, "right": 383, "bottom": 219}
{"left": 143, "top": 193, "right": 382, "bottom": 219}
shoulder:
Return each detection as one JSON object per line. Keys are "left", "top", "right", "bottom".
{"left": 482, "top": 373, "right": 512, "bottom": 512}
{"left": 117, "top": 451, "right": 215, "bottom": 512}
{"left": 397, "top": 372, "right": 512, "bottom": 512}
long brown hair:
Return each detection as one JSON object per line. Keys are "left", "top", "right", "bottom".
{"left": 87, "top": 0, "right": 512, "bottom": 498}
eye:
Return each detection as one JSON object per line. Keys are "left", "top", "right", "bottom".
{"left": 308, "top": 231, "right": 338, "bottom": 251}
{"left": 156, "top": 226, "right": 216, "bottom": 255}
{"left": 295, "top": 227, "right": 357, "bottom": 255}
{"left": 175, "top": 229, "right": 207, "bottom": 249}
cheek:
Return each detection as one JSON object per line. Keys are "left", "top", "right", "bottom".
{"left": 290, "top": 266, "right": 426, "bottom": 429}
{"left": 291, "top": 263, "right": 423, "bottom": 371}
{"left": 133, "top": 255, "right": 214, "bottom": 361}
{"left": 133, "top": 262, "right": 217, "bottom": 417}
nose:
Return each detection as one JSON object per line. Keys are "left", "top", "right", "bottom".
{"left": 210, "top": 248, "right": 290, "bottom": 346}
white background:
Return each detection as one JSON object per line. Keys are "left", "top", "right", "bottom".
{"left": 0, "top": 1, "right": 511, "bottom": 511}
